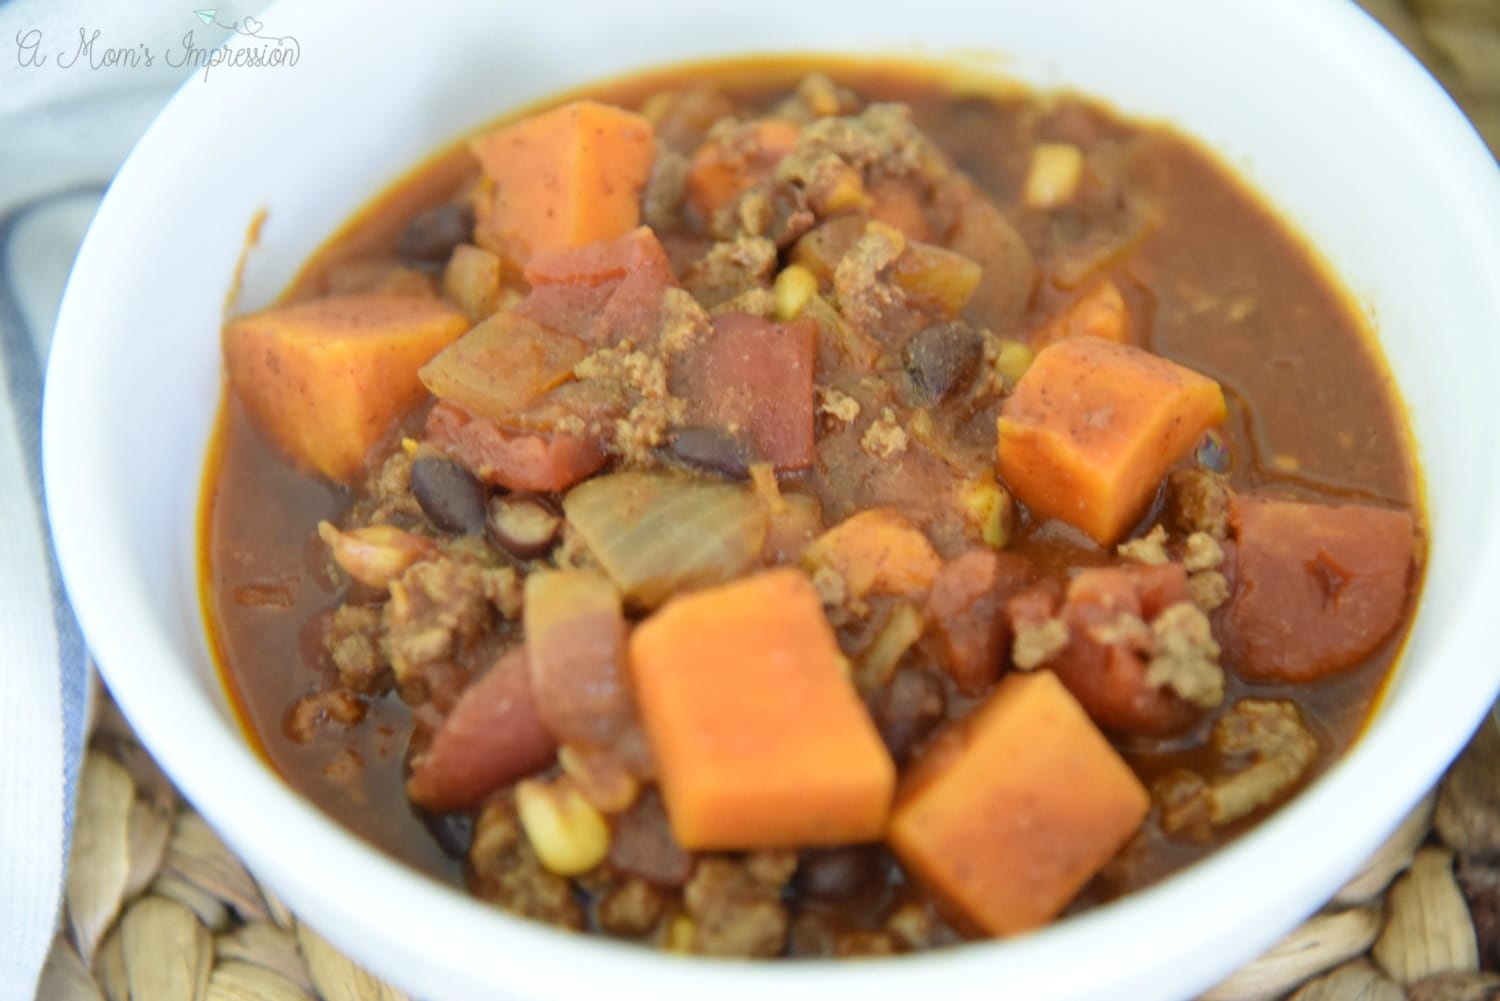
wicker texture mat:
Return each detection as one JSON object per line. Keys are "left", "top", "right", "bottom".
{"left": 34, "top": 1, "right": 1500, "bottom": 998}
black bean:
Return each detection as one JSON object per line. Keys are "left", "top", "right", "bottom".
{"left": 872, "top": 669, "right": 946, "bottom": 762}
{"left": 794, "top": 846, "right": 880, "bottom": 900}
{"left": 414, "top": 807, "right": 474, "bottom": 861}
{"left": 486, "top": 495, "right": 562, "bottom": 559}
{"left": 666, "top": 426, "right": 755, "bottom": 479}
{"left": 410, "top": 456, "right": 487, "bottom": 535}
{"left": 903, "top": 322, "right": 983, "bottom": 403}
{"left": 397, "top": 203, "right": 474, "bottom": 264}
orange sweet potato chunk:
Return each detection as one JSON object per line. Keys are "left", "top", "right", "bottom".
{"left": 1031, "top": 278, "right": 1130, "bottom": 350}
{"left": 471, "top": 101, "right": 655, "bottom": 263}
{"left": 801, "top": 509, "right": 943, "bottom": 599}
{"left": 888, "top": 670, "right": 1149, "bottom": 937}
{"left": 223, "top": 294, "right": 469, "bottom": 483}
{"left": 628, "top": 569, "right": 896, "bottom": 850}
{"left": 686, "top": 118, "right": 800, "bottom": 220}
{"left": 997, "top": 337, "right": 1226, "bottom": 545}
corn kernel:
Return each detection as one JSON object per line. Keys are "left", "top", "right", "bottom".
{"left": 515, "top": 776, "right": 611, "bottom": 877}
{"left": 1023, "top": 142, "right": 1084, "bottom": 210}
{"left": 400, "top": 437, "right": 419, "bottom": 456}
{"left": 665, "top": 913, "right": 697, "bottom": 952}
{"left": 994, "top": 339, "right": 1035, "bottom": 386}
{"left": 822, "top": 166, "right": 869, "bottom": 213}
{"left": 960, "top": 479, "right": 1016, "bottom": 550}
{"left": 773, "top": 264, "right": 818, "bottom": 322}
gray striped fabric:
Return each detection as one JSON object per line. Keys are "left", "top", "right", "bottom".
{"left": 0, "top": 1, "right": 233, "bottom": 992}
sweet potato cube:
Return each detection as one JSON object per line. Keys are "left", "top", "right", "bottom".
{"left": 1032, "top": 279, "right": 1130, "bottom": 350}
{"left": 888, "top": 670, "right": 1149, "bottom": 937}
{"left": 223, "top": 294, "right": 469, "bottom": 483}
{"left": 997, "top": 337, "right": 1226, "bottom": 545}
{"left": 686, "top": 118, "right": 801, "bottom": 219}
{"left": 801, "top": 509, "right": 943, "bottom": 599}
{"left": 628, "top": 569, "right": 896, "bottom": 850}
{"left": 471, "top": 101, "right": 655, "bottom": 263}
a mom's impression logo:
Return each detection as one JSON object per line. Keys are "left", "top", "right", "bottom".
{"left": 14, "top": 8, "right": 301, "bottom": 81}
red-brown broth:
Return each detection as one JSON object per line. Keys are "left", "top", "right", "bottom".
{"left": 202, "top": 58, "right": 1420, "bottom": 944}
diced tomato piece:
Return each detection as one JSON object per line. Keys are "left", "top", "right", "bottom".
{"left": 677, "top": 312, "right": 818, "bottom": 471}
{"left": 513, "top": 281, "right": 615, "bottom": 342}
{"left": 1222, "top": 497, "right": 1416, "bottom": 682}
{"left": 516, "top": 227, "right": 677, "bottom": 346}
{"left": 523, "top": 225, "right": 674, "bottom": 287}
{"left": 426, "top": 400, "right": 606, "bottom": 492}
{"left": 925, "top": 550, "right": 1037, "bottom": 695}
{"left": 406, "top": 647, "right": 556, "bottom": 811}
{"left": 1009, "top": 563, "right": 1203, "bottom": 736}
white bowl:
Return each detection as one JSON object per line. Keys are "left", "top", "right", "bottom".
{"left": 43, "top": 1, "right": 1500, "bottom": 998}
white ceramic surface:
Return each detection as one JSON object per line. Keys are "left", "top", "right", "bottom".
{"left": 42, "top": 1, "right": 1500, "bottom": 999}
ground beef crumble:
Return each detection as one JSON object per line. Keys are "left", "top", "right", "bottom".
{"left": 324, "top": 604, "right": 389, "bottom": 695}
{"left": 682, "top": 235, "right": 777, "bottom": 308}
{"left": 816, "top": 385, "right": 862, "bottom": 424}
{"left": 596, "top": 876, "right": 668, "bottom": 938}
{"left": 835, "top": 224, "right": 907, "bottom": 333}
{"left": 351, "top": 450, "right": 423, "bottom": 527}
{"left": 384, "top": 556, "right": 502, "bottom": 700}
{"left": 469, "top": 797, "right": 584, "bottom": 929}
{"left": 575, "top": 343, "right": 689, "bottom": 466}
{"left": 1117, "top": 524, "right": 1170, "bottom": 565}
{"left": 683, "top": 853, "right": 796, "bottom": 957}
{"left": 772, "top": 73, "right": 861, "bottom": 123}
{"left": 1157, "top": 699, "right": 1320, "bottom": 837}
{"left": 860, "top": 406, "right": 910, "bottom": 459}
{"left": 1145, "top": 602, "right": 1224, "bottom": 709}
{"left": 1167, "top": 469, "right": 1230, "bottom": 538}
{"left": 1182, "top": 531, "right": 1224, "bottom": 572}
{"left": 1188, "top": 570, "right": 1230, "bottom": 611}
{"left": 286, "top": 689, "right": 365, "bottom": 744}
{"left": 656, "top": 287, "right": 712, "bottom": 354}
{"left": 1011, "top": 617, "right": 1070, "bottom": 669}
{"left": 642, "top": 145, "right": 688, "bottom": 231}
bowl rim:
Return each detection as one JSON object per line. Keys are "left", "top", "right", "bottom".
{"left": 41, "top": 0, "right": 1500, "bottom": 998}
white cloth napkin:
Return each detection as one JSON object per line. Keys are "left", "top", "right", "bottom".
{"left": 0, "top": 2, "right": 241, "bottom": 994}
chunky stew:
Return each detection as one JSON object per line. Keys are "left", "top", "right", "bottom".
{"left": 203, "top": 59, "right": 1422, "bottom": 956}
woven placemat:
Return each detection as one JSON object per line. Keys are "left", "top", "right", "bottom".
{"left": 34, "top": 2, "right": 1500, "bottom": 998}
{"left": 37, "top": 695, "right": 1500, "bottom": 1001}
